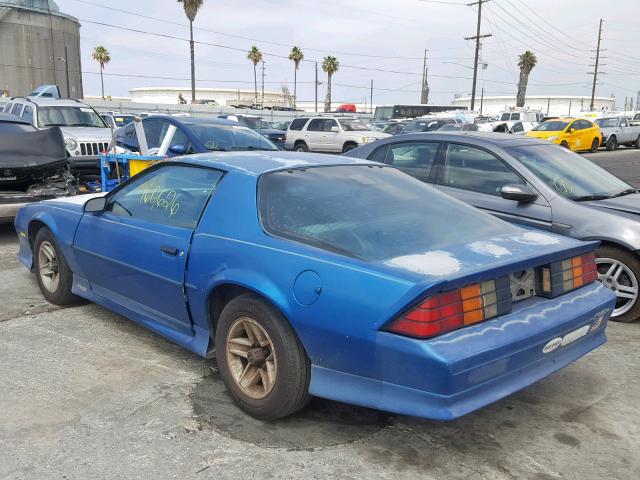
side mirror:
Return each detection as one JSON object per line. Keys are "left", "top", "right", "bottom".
{"left": 567, "top": 127, "right": 575, "bottom": 134}
{"left": 500, "top": 184, "right": 538, "bottom": 203}
{"left": 169, "top": 144, "right": 186, "bottom": 155}
{"left": 330, "top": 125, "right": 339, "bottom": 133}
{"left": 84, "top": 196, "right": 107, "bottom": 213}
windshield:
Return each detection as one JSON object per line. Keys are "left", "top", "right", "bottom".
{"left": 38, "top": 106, "right": 107, "bottom": 128}
{"left": 338, "top": 118, "right": 369, "bottom": 131}
{"left": 259, "top": 165, "right": 516, "bottom": 262}
{"left": 237, "top": 117, "right": 271, "bottom": 130}
{"left": 374, "top": 106, "right": 393, "bottom": 121}
{"left": 532, "top": 121, "right": 569, "bottom": 132}
{"left": 189, "top": 123, "right": 277, "bottom": 151}
{"left": 507, "top": 144, "right": 632, "bottom": 200}
{"left": 595, "top": 118, "right": 619, "bottom": 128}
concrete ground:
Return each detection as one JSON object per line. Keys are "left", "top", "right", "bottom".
{"left": 1, "top": 152, "right": 640, "bottom": 480}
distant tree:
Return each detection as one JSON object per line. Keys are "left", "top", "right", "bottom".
{"left": 516, "top": 50, "right": 537, "bottom": 107}
{"left": 247, "top": 46, "right": 263, "bottom": 107}
{"left": 178, "top": 0, "right": 204, "bottom": 102}
{"left": 288, "top": 46, "right": 304, "bottom": 108}
{"left": 322, "top": 56, "right": 339, "bottom": 112}
{"left": 92, "top": 46, "right": 111, "bottom": 100}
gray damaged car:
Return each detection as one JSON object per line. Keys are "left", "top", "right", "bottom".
{"left": 346, "top": 132, "right": 640, "bottom": 322}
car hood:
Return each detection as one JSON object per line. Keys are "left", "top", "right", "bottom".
{"left": 40, "top": 192, "right": 106, "bottom": 212}
{"left": 58, "top": 126, "right": 112, "bottom": 141}
{"left": 257, "top": 128, "right": 286, "bottom": 136}
{"left": 585, "top": 193, "right": 640, "bottom": 216}
{"left": 377, "top": 230, "right": 594, "bottom": 284}
{"left": 526, "top": 130, "right": 561, "bottom": 139}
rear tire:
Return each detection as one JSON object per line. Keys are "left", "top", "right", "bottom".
{"left": 560, "top": 141, "right": 570, "bottom": 149}
{"left": 596, "top": 245, "right": 640, "bottom": 323}
{"left": 606, "top": 136, "right": 617, "bottom": 151}
{"left": 34, "top": 227, "right": 79, "bottom": 306}
{"left": 294, "top": 142, "right": 308, "bottom": 152}
{"left": 634, "top": 135, "right": 640, "bottom": 149}
{"left": 590, "top": 138, "right": 600, "bottom": 152}
{"left": 215, "top": 293, "right": 311, "bottom": 420}
{"left": 342, "top": 143, "right": 358, "bottom": 153}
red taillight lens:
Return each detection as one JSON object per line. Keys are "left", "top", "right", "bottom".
{"left": 538, "top": 252, "right": 598, "bottom": 297}
{"left": 386, "top": 279, "right": 509, "bottom": 339}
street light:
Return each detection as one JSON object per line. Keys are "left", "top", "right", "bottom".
{"left": 53, "top": 53, "right": 70, "bottom": 99}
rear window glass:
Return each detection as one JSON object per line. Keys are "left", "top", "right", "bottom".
{"left": 289, "top": 118, "right": 309, "bottom": 131}
{"left": 258, "top": 165, "right": 517, "bottom": 262}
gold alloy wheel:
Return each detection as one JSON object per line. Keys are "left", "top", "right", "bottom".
{"left": 38, "top": 240, "right": 60, "bottom": 293}
{"left": 226, "top": 317, "right": 277, "bottom": 400}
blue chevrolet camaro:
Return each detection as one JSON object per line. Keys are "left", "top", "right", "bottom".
{"left": 14, "top": 152, "right": 616, "bottom": 420}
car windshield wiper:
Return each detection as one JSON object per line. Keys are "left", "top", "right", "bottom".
{"left": 42, "top": 123, "right": 68, "bottom": 127}
{"left": 242, "top": 146, "right": 277, "bottom": 151}
{"left": 613, "top": 188, "right": 640, "bottom": 198}
{"left": 206, "top": 147, "right": 228, "bottom": 151}
{"left": 573, "top": 194, "right": 614, "bottom": 201}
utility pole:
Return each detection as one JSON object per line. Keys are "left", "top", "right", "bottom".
{"left": 480, "top": 87, "right": 484, "bottom": 115}
{"left": 370, "top": 79, "right": 374, "bottom": 114}
{"left": 315, "top": 62, "right": 318, "bottom": 112}
{"left": 465, "top": 0, "right": 491, "bottom": 111}
{"left": 589, "top": 18, "right": 604, "bottom": 111}
{"left": 420, "top": 49, "right": 429, "bottom": 104}
{"left": 261, "top": 61, "right": 266, "bottom": 108}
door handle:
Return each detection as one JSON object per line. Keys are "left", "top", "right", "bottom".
{"left": 160, "top": 245, "right": 179, "bottom": 256}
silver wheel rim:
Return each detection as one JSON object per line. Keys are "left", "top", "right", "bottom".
{"left": 226, "top": 317, "right": 277, "bottom": 400}
{"left": 596, "top": 257, "right": 638, "bottom": 317}
{"left": 38, "top": 240, "right": 60, "bottom": 293}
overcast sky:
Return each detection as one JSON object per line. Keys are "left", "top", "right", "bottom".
{"left": 55, "top": 0, "right": 640, "bottom": 107}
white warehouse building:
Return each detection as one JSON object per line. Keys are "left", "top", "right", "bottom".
{"left": 452, "top": 95, "right": 616, "bottom": 117}
{"left": 129, "top": 86, "right": 287, "bottom": 107}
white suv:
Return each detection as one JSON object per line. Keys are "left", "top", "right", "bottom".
{"left": 285, "top": 116, "right": 390, "bottom": 153}
{"left": 2, "top": 97, "right": 112, "bottom": 171}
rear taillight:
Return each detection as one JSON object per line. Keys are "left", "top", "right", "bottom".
{"left": 538, "top": 252, "right": 598, "bottom": 297}
{"left": 386, "top": 277, "right": 511, "bottom": 339}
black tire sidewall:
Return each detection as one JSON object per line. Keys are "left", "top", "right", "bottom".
{"left": 215, "top": 293, "right": 310, "bottom": 419}
{"left": 596, "top": 245, "right": 640, "bottom": 323}
{"left": 34, "top": 227, "right": 78, "bottom": 305}
{"left": 294, "top": 142, "right": 308, "bottom": 152}
{"left": 591, "top": 139, "right": 599, "bottom": 152}
{"left": 606, "top": 137, "right": 616, "bottom": 151}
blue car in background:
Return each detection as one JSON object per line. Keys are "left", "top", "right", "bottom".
{"left": 218, "top": 114, "right": 286, "bottom": 149}
{"left": 14, "top": 152, "right": 615, "bottom": 421}
{"left": 115, "top": 115, "right": 278, "bottom": 155}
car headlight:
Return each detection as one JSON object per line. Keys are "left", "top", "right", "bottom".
{"left": 65, "top": 138, "right": 78, "bottom": 150}
{"left": 361, "top": 136, "right": 374, "bottom": 143}
{"left": 548, "top": 136, "right": 559, "bottom": 141}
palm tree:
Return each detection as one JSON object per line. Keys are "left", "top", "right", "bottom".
{"left": 247, "top": 46, "right": 263, "bottom": 107}
{"left": 178, "top": 0, "right": 204, "bottom": 102}
{"left": 322, "top": 56, "right": 339, "bottom": 112}
{"left": 288, "top": 46, "right": 304, "bottom": 108}
{"left": 92, "top": 46, "right": 110, "bottom": 100}
{"left": 516, "top": 50, "right": 537, "bottom": 107}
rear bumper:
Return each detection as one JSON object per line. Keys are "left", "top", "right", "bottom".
{"left": 309, "top": 283, "right": 615, "bottom": 420}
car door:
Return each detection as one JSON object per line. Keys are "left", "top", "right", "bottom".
{"left": 618, "top": 117, "right": 631, "bottom": 142}
{"left": 373, "top": 141, "right": 441, "bottom": 183}
{"left": 570, "top": 120, "right": 591, "bottom": 150}
{"left": 73, "top": 164, "right": 224, "bottom": 332}
{"left": 321, "top": 119, "right": 341, "bottom": 152}
{"left": 304, "top": 119, "right": 325, "bottom": 151}
{"left": 433, "top": 143, "right": 553, "bottom": 230}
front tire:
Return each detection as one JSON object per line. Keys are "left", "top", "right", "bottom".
{"left": 596, "top": 245, "right": 640, "bottom": 323}
{"left": 560, "top": 141, "right": 570, "bottom": 149}
{"left": 342, "top": 143, "right": 358, "bottom": 153}
{"left": 634, "top": 135, "right": 640, "bottom": 149}
{"left": 215, "top": 293, "right": 311, "bottom": 420}
{"left": 34, "top": 227, "right": 79, "bottom": 305}
{"left": 590, "top": 138, "right": 600, "bottom": 152}
{"left": 605, "top": 136, "right": 617, "bottom": 151}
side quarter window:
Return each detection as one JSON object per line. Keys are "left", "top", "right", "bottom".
{"left": 438, "top": 144, "right": 524, "bottom": 195}
{"left": 22, "top": 105, "right": 34, "bottom": 124}
{"left": 105, "top": 165, "right": 223, "bottom": 228}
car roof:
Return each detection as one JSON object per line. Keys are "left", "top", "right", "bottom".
{"left": 0, "top": 112, "right": 31, "bottom": 124}
{"left": 12, "top": 97, "right": 89, "bottom": 107}
{"left": 388, "top": 131, "right": 552, "bottom": 148}
{"left": 173, "top": 151, "right": 377, "bottom": 176}
{"left": 144, "top": 115, "right": 236, "bottom": 126}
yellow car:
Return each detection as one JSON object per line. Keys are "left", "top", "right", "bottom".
{"left": 526, "top": 117, "right": 602, "bottom": 152}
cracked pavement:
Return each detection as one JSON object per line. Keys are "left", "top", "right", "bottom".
{"left": 1, "top": 177, "right": 640, "bottom": 480}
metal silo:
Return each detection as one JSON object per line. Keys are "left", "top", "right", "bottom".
{"left": 0, "top": 0, "right": 82, "bottom": 98}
